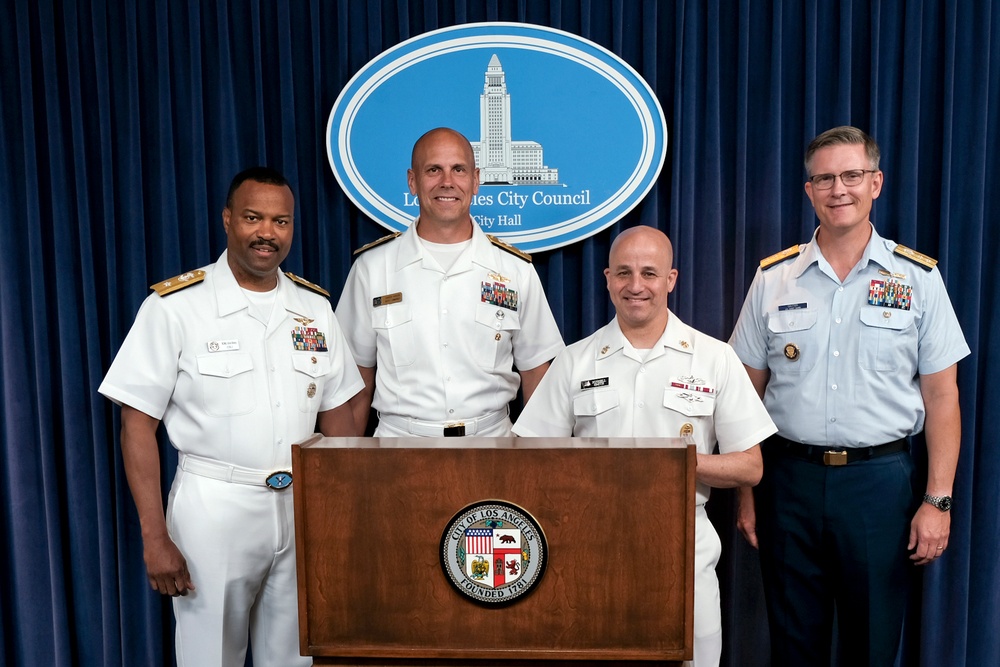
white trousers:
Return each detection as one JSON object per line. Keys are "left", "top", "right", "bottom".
{"left": 685, "top": 505, "right": 723, "bottom": 667}
{"left": 166, "top": 468, "right": 311, "bottom": 667}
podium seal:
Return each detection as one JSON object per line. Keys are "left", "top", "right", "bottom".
{"left": 440, "top": 500, "right": 547, "bottom": 606}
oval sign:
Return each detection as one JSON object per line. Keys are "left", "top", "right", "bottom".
{"left": 327, "top": 22, "right": 667, "bottom": 253}
{"left": 440, "top": 500, "right": 547, "bottom": 606}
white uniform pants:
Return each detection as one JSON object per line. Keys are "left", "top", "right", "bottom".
{"left": 166, "top": 468, "right": 311, "bottom": 667}
{"left": 685, "top": 505, "right": 723, "bottom": 667}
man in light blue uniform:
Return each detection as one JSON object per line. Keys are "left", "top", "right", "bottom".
{"left": 729, "top": 126, "right": 969, "bottom": 666}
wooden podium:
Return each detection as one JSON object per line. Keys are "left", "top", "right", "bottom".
{"left": 292, "top": 436, "right": 695, "bottom": 666}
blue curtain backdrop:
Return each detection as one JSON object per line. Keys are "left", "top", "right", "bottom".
{"left": 1, "top": 1, "right": 996, "bottom": 665}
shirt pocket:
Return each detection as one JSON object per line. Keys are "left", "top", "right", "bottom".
{"left": 292, "top": 353, "right": 331, "bottom": 413}
{"left": 196, "top": 352, "right": 255, "bottom": 417}
{"left": 371, "top": 302, "right": 414, "bottom": 367}
{"left": 474, "top": 302, "right": 521, "bottom": 370}
{"left": 858, "top": 307, "right": 915, "bottom": 371}
{"left": 766, "top": 308, "right": 819, "bottom": 372}
{"left": 572, "top": 389, "right": 620, "bottom": 436}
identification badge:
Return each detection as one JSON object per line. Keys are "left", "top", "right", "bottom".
{"left": 580, "top": 377, "right": 610, "bottom": 390}
{"left": 373, "top": 292, "right": 403, "bottom": 307}
{"left": 778, "top": 302, "right": 808, "bottom": 311}
{"left": 207, "top": 339, "right": 239, "bottom": 352}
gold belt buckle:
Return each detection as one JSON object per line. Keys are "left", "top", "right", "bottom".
{"left": 823, "top": 450, "right": 848, "bottom": 466}
{"left": 444, "top": 422, "right": 466, "bottom": 437}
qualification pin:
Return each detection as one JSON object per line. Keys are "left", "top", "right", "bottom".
{"left": 784, "top": 343, "right": 800, "bottom": 361}
{"left": 680, "top": 423, "right": 694, "bottom": 437}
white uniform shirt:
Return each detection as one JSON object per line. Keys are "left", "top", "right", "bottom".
{"left": 99, "top": 251, "right": 364, "bottom": 470}
{"left": 729, "top": 225, "right": 970, "bottom": 446}
{"left": 335, "top": 220, "right": 564, "bottom": 422}
{"left": 513, "top": 312, "right": 776, "bottom": 505}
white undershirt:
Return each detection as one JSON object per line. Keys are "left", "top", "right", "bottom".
{"left": 419, "top": 237, "right": 472, "bottom": 273}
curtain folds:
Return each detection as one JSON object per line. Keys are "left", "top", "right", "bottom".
{"left": 1, "top": 1, "right": 995, "bottom": 665}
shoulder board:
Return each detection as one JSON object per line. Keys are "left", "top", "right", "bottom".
{"left": 150, "top": 270, "right": 206, "bottom": 296}
{"left": 893, "top": 244, "right": 937, "bottom": 271}
{"left": 353, "top": 231, "right": 401, "bottom": 256}
{"left": 759, "top": 245, "right": 801, "bottom": 270}
{"left": 285, "top": 272, "right": 330, "bottom": 297}
{"left": 487, "top": 234, "right": 532, "bottom": 262}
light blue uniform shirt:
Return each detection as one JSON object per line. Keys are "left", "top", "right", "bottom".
{"left": 729, "top": 225, "right": 969, "bottom": 447}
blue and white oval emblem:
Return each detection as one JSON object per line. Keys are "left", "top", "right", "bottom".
{"left": 265, "top": 471, "right": 293, "bottom": 490}
{"left": 440, "top": 500, "right": 547, "bottom": 605}
{"left": 327, "top": 23, "right": 667, "bottom": 252}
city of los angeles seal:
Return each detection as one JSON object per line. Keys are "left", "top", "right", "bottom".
{"left": 440, "top": 500, "right": 547, "bottom": 606}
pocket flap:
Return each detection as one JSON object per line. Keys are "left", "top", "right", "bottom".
{"left": 292, "top": 353, "right": 331, "bottom": 378}
{"left": 663, "top": 388, "right": 715, "bottom": 417}
{"left": 196, "top": 352, "right": 254, "bottom": 378}
{"left": 573, "top": 389, "right": 619, "bottom": 416}
{"left": 859, "top": 307, "right": 912, "bottom": 331}
{"left": 371, "top": 302, "right": 412, "bottom": 329}
{"left": 475, "top": 302, "right": 521, "bottom": 331}
{"left": 767, "top": 308, "right": 817, "bottom": 334}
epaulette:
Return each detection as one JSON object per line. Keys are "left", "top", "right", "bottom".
{"left": 893, "top": 244, "right": 937, "bottom": 272}
{"left": 285, "top": 272, "right": 330, "bottom": 297}
{"left": 150, "top": 270, "right": 206, "bottom": 296}
{"left": 760, "top": 245, "right": 801, "bottom": 270}
{"left": 487, "top": 234, "right": 532, "bottom": 262}
{"left": 353, "top": 231, "right": 401, "bottom": 256}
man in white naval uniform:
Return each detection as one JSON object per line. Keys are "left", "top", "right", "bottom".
{"left": 99, "top": 168, "right": 363, "bottom": 666}
{"left": 513, "top": 226, "right": 775, "bottom": 667}
{"left": 336, "top": 128, "right": 564, "bottom": 437}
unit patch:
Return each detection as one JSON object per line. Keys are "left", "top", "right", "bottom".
{"left": 292, "top": 326, "right": 328, "bottom": 352}
{"left": 440, "top": 500, "right": 547, "bottom": 606}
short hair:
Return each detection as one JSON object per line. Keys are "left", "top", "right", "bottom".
{"left": 225, "top": 167, "right": 291, "bottom": 208}
{"left": 804, "top": 126, "right": 881, "bottom": 173}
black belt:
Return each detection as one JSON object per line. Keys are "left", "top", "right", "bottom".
{"left": 764, "top": 434, "right": 908, "bottom": 466}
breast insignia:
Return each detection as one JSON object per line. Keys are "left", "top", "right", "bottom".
{"left": 285, "top": 273, "right": 330, "bottom": 297}
{"left": 893, "top": 244, "right": 937, "bottom": 272}
{"left": 487, "top": 234, "right": 532, "bottom": 262}
{"left": 760, "top": 245, "right": 801, "bottom": 270}
{"left": 150, "top": 270, "right": 206, "bottom": 296}
{"left": 353, "top": 231, "right": 402, "bottom": 256}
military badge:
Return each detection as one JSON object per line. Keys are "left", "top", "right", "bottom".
{"left": 292, "top": 326, "right": 328, "bottom": 352}
{"left": 868, "top": 278, "right": 912, "bottom": 311}
{"left": 481, "top": 281, "right": 519, "bottom": 311}
{"left": 440, "top": 500, "right": 547, "bottom": 606}
{"left": 784, "top": 343, "right": 800, "bottom": 361}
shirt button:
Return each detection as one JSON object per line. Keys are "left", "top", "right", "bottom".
{"left": 830, "top": 418, "right": 837, "bottom": 423}
{"left": 638, "top": 402, "right": 645, "bottom": 408}
{"left": 835, "top": 317, "right": 842, "bottom": 324}
{"left": 442, "top": 309, "right": 448, "bottom": 315}
{"left": 838, "top": 287, "right": 844, "bottom": 292}
{"left": 276, "top": 401, "right": 281, "bottom": 407}
{"left": 277, "top": 439, "right": 283, "bottom": 445}
{"left": 639, "top": 366, "right": 646, "bottom": 373}
{"left": 833, "top": 351, "right": 840, "bottom": 357}
{"left": 831, "top": 384, "right": 838, "bottom": 390}
{"left": 449, "top": 409, "right": 455, "bottom": 414}
{"left": 443, "top": 342, "right": 449, "bottom": 347}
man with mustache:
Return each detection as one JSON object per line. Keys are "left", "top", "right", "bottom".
{"left": 729, "top": 126, "right": 970, "bottom": 666}
{"left": 99, "top": 167, "right": 363, "bottom": 666}
{"left": 336, "top": 128, "right": 563, "bottom": 437}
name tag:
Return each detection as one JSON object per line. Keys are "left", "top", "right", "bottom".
{"left": 581, "top": 377, "right": 609, "bottom": 390}
{"left": 373, "top": 292, "right": 403, "bottom": 307}
{"left": 207, "top": 339, "right": 240, "bottom": 352}
{"left": 778, "top": 302, "right": 807, "bottom": 311}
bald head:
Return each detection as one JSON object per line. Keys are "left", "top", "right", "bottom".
{"left": 411, "top": 128, "right": 476, "bottom": 170}
{"left": 605, "top": 226, "right": 678, "bottom": 344}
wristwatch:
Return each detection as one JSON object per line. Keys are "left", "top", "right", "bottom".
{"left": 923, "top": 493, "right": 952, "bottom": 512}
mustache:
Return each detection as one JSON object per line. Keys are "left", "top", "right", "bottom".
{"left": 251, "top": 239, "right": 279, "bottom": 251}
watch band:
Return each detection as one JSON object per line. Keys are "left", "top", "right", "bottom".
{"left": 923, "top": 493, "right": 952, "bottom": 511}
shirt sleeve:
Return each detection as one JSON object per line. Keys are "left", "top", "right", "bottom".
{"left": 334, "top": 260, "right": 377, "bottom": 368}
{"left": 319, "top": 307, "right": 366, "bottom": 411}
{"left": 98, "top": 294, "right": 181, "bottom": 419}
{"left": 915, "top": 268, "right": 971, "bottom": 376}
{"left": 511, "top": 347, "right": 575, "bottom": 437}
{"left": 511, "top": 265, "right": 564, "bottom": 371}
{"left": 711, "top": 344, "right": 777, "bottom": 453}
{"left": 728, "top": 267, "right": 770, "bottom": 370}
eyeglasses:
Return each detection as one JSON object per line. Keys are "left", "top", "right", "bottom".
{"left": 808, "top": 169, "right": 877, "bottom": 190}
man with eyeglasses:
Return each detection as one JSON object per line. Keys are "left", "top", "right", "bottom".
{"left": 729, "top": 126, "right": 969, "bottom": 666}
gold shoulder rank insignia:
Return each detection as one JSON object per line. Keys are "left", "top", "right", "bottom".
{"left": 285, "top": 272, "right": 330, "bottom": 297}
{"left": 353, "top": 231, "right": 401, "bottom": 256}
{"left": 487, "top": 234, "right": 532, "bottom": 262}
{"left": 760, "top": 245, "right": 801, "bottom": 270}
{"left": 893, "top": 244, "right": 937, "bottom": 271}
{"left": 150, "top": 270, "right": 206, "bottom": 296}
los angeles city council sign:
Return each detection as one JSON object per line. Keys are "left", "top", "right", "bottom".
{"left": 327, "top": 22, "right": 667, "bottom": 253}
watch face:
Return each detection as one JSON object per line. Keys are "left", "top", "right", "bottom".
{"left": 939, "top": 496, "right": 952, "bottom": 511}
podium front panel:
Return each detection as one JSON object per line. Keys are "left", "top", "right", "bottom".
{"left": 292, "top": 437, "right": 694, "bottom": 663}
